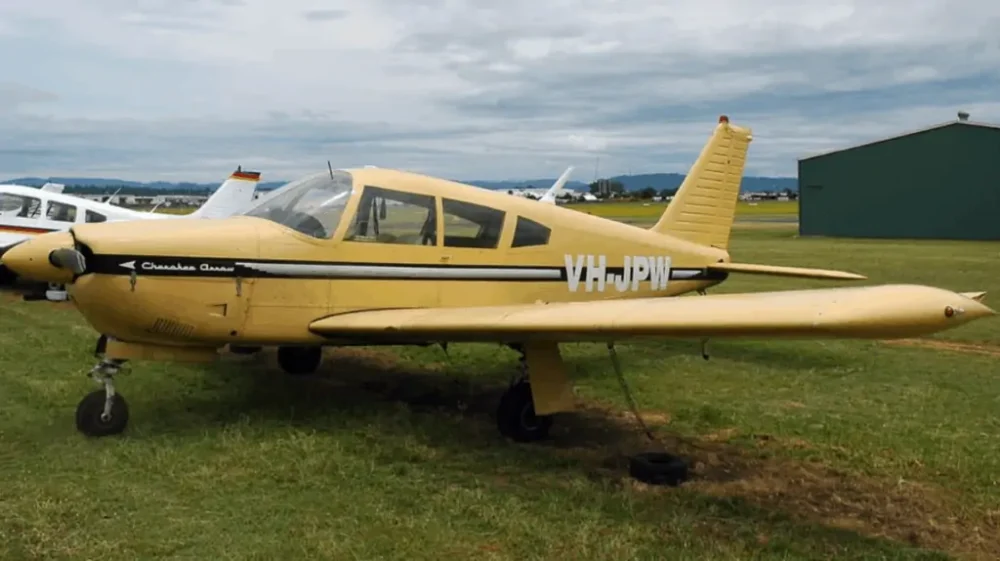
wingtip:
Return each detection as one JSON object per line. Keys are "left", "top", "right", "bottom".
{"left": 965, "top": 291, "right": 995, "bottom": 317}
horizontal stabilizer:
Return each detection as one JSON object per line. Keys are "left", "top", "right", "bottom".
{"left": 708, "top": 262, "right": 866, "bottom": 281}
{"left": 310, "top": 284, "right": 994, "bottom": 343}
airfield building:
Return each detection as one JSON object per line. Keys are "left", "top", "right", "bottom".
{"left": 797, "top": 112, "right": 1000, "bottom": 240}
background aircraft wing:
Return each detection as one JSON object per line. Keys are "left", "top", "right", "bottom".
{"left": 310, "top": 284, "right": 992, "bottom": 342}
{"left": 40, "top": 183, "right": 65, "bottom": 193}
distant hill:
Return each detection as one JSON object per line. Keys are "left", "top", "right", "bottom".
{"left": 1, "top": 173, "right": 796, "bottom": 194}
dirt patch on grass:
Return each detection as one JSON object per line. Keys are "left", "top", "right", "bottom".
{"left": 885, "top": 338, "right": 1000, "bottom": 357}
{"left": 268, "top": 348, "right": 999, "bottom": 560}
{"left": 566, "top": 404, "right": 1000, "bottom": 561}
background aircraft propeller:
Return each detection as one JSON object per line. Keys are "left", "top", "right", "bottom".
{"left": 48, "top": 247, "right": 86, "bottom": 275}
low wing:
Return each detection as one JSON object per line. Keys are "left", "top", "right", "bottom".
{"left": 311, "top": 284, "right": 993, "bottom": 343}
{"left": 709, "top": 262, "right": 866, "bottom": 281}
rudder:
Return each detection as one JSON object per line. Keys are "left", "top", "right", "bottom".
{"left": 188, "top": 167, "right": 261, "bottom": 219}
{"left": 650, "top": 116, "right": 752, "bottom": 250}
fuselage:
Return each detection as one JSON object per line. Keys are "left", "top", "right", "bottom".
{"left": 3, "top": 168, "right": 731, "bottom": 348}
{"left": 0, "top": 184, "right": 169, "bottom": 248}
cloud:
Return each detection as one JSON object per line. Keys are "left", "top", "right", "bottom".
{"left": 302, "top": 8, "right": 349, "bottom": 22}
{"left": 0, "top": 83, "right": 58, "bottom": 112}
{"left": 0, "top": 0, "right": 999, "bottom": 181}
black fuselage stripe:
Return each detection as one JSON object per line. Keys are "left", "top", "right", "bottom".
{"left": 83, "top": 254, "right": 728, "bottom": 282}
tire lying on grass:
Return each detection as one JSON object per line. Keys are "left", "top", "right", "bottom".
{"left": 628, "top": 452, "right": 689, "bottom": 486}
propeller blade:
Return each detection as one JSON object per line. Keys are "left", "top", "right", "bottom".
{"left": 48, "top": 248, "right": 86, "bottom": 275}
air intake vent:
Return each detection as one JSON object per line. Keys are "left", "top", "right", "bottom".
{"left": 147, "top": 318, "right": 195, "bottom": 338}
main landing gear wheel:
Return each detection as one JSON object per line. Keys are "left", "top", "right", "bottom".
{"left": 229, "top": 345, "right": 262, "bottom": 355}
{"left": 496, "top": 380, "right": 553, "bottom": 443}
{"left": 76, "top": 389, "right": 129, "bottom": 437}
{"left": 277, "top": 345, "right": 322, "bottom": 375}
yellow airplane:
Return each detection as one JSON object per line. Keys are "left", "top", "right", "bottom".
{"left": 1, "top": 116, "right": 994, "bottom": 442}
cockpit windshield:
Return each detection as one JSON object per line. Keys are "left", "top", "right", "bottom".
{"left": 242, "top": 170, "right": 355, "bottom": 239}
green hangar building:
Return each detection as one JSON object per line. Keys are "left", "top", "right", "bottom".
{"left": 797, "top": 111, "right": 1000, "bottom": 240}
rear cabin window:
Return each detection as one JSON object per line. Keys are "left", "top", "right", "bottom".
{"left": 85, "top": 210, "right": 107, "bottom": 223}
{"left": 442, "top": 198, "right": 506, "bottom": 249}
{"left": 511, "top": 216, "right": 551, "bottom": 248}
{"left": 46, "top": 201, "right": 77, "bottom": 222}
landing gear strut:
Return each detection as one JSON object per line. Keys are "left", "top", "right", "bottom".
{"left": 75, "top": 356, "right": 130, "bottom": 437}
{"left": 495, "top": 348, "right": 554, "bottom": 442}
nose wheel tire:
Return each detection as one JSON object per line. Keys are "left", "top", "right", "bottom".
{"left": 277, "top": 345, "right": 323, "bottom": 375}
{"left": 75, "top": 390, "right": 129, "bottom": 437}
{"left": 496, "top": 381, "right": 553, "bottom": 442}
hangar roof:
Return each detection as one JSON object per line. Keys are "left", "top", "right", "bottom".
{"left": 799, "top": 118, "right": 1000, "bottom": 162}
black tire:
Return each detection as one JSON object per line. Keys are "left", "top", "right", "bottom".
{"left": 75, "top": 390, "right": 129, "bottom": 437}
{"left": 496, "top": 381, "right": 553, "bottom": 442}
{"left": 0, "top": 264, "right": 16, "bottom": 285}
{"left": 229, "top": 345, "right": 262, "bottom": 355}
{"left": 276, "top": 345, "right": 322, "bottom": 375}
{"left": 628, "top": 452, "right": 689, "bottom": 486}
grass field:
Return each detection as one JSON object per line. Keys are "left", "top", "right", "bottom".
{"left": 2, "top": 223, "right": 1000, "bottom": 560}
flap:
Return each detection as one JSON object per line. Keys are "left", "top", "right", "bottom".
{"left": 708, "top": 262, "right": 866, "bottom": 281}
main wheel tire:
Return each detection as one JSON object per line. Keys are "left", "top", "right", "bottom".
{"left": 75, "top": 390, "right": 129, "bottom": 437}
{"left": 229, "top": 345, "right": 262, "bottom": 355}
{"left": 276, "top": 345, "right": 322, "bottom": 375}
{"left": 628, "top": 452, "right": 689, "bottom": 486}
{"left": 496, "top": 381, "right": 553, "bottom": 442}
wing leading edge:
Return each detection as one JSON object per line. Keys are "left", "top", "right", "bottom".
{"left": 310, "top": 284, "right": 994, "bottom": 343}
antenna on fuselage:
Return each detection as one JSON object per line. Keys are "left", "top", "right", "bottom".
{"left": 327, "top": 160, "right": 334, "bottom": 179}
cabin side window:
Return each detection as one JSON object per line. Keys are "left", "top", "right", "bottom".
{"left": 344, "top": 185, "right": 437, "bottom": 245}
{"left": 85, "top": 210, "right": 107, "bottom": 223}
{"left": 511, "top": 216, "right": 551, "bottom": 248}
{"left": 46, "top": 201, "right": 77, "bottom": 222}
{"left": 0, "top": 193, "right": 42, "bottom": 218}
{"left": 441, "top": 198, "right": 506, "bottom": 249}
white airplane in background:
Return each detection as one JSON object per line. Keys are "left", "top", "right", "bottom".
{"left": 538, "top": 166, "right": 575, "bottom": 204}
{"left": 0, "top": 167, "right": 262, "bottom": 298}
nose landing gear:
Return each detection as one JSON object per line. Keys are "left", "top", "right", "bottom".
{"left": 75, "top": 356, "right": 130, "bottom": 437}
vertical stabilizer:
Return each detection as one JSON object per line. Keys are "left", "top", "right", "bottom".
{"left": 540, "top": 166, "right": 575, "bottom": 204}
{"left": 187, "top": 167, "right": 261, "bottom": 219}
{"left": 650, "top": 116, "right": 752, "bottom": 250}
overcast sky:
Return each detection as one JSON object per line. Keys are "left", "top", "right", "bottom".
{"left": 1, "top": 0, "right": 998, "bottom": 183}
